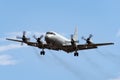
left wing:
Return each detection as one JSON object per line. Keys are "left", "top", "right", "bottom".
{"left": 88, "top": 42, "right": 114, "bottom": 46}
{"left": 62, "top": 42, "right": 114, "bottom": 53}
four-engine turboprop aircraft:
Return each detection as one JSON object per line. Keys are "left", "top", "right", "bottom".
{"left": 6, "top": 28, "right": 114, "bottom": 56}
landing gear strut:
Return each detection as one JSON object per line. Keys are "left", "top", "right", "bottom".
{"left": 40, "top": 50, "right": 45, "bottom": 55}
{"left": 74, "top": 52, "right": 79, "bottom": 56}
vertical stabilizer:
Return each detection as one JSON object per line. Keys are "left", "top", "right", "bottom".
{"left": 73, "top": 27, "right": 78, "bottom": 42}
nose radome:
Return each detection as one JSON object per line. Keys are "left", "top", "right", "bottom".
{"left": 45, "top": 34, "right": 49, "bottom": 38}
{"left": 45, "top": 34, "right": 53, "bottom": 44}
{"left": 45, "top": 34, "right": 51, "bottom": 40}
{"left": 45, "top": 34, "right": 48, "bottom": 39}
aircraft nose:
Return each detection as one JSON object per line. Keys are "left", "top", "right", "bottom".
{"left": 45, "top": 34, "right": 52, "bottom": 43}
{"left": 45, "top": 34, "right": 49, "bottom": 39}
{"left": 45, "top": 34, "right": 51, "bottom": 40}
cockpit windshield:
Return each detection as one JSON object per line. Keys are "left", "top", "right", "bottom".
{"left": 46, "top": 32, "right": 56, "bottom": 35}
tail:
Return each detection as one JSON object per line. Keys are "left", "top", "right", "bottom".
{"left": 73, "top": 27, "right": 79, "bottom": 42}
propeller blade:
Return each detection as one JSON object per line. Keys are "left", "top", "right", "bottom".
{"left": 39, "top": 35, "right": 43, "bottom": 40}
{"left": 88, "top": 34, "right": 93, "bottom": 39}
{"left": 81, "top": 36, "right": 86, "bottom": 41}
{"left": 71, "top": 34, "right": 73, "bottom": 39}
{"left": 33, "top": 35, "right": 37, "bottom": 40}
{"left": 23, "top": 31, "right": 26, "bottom": 36}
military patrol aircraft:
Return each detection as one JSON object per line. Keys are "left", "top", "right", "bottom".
{"left": 6, "top": 28, "right": 114, "bottom": 56}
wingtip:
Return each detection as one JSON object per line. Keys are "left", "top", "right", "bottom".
{"left": 6, "top": 38, "right": 9, "bottom": 40}
{"left": 109, "top": 42, "right": 114, "bottom": 45}
{"left": 112, "top": 43, "right": 114, "bottom": 45}
{"left": 6, "top": 38, "right": 12, "bottom": 41}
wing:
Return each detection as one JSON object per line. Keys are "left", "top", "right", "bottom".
{"left": 62, "top": 42, "right": 114, "bottom": 53}
{"left": 89, "top": 42, "right": 114, "bottom": 46}
{"left": 6, "top": 38, "right": 24, "bottom": 42}
{"left": 78, "top": 42, "right": 114, "bottom": 50}
{"left": 6, "top": 38, "right": 57, "bottom": 50}
{"left": 6, "top": 38, "right": 37, "bottom": 46}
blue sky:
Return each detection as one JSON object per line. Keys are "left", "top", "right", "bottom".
{"left": 0, "top": 0, "right": 120, "bottom": 80}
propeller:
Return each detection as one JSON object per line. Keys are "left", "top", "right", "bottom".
{"left": 33, "top": 35, "right": 43, "bottom": 44}
{"left": 82, "top": 34, "right": 93, "bottom": 44}
{"left": 16, "top": 31, "right": 30, "bottom": 45}
{"left": 71, "top": 34, "right": 74, "bottom": 45}
{"left": 70, "top": 34, "right": 79, "bottom": 44}
{"left": 71, "top": 34, "right": 74, "bottom": 40}
{"left": 71, "top": 34, "right": 79, "bottom": 46}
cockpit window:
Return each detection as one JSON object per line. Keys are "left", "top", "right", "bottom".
{"left": 46, "top": 32, "right": 56, "bottom": 35}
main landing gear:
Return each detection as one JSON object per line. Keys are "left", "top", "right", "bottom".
{"left": 74, "top": 52, "right": 79, "bottom": 56}
{"left": 40, "top": 50, "right": 45, "bottom": 55}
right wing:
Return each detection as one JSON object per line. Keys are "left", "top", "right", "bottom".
{"left": 6, "top": 38, "right": 23, "bottom": 42}
{"left": 6, "top": 38, "right": 37, "bottom": 46}
{"left": 6, "top": 38, "right": 60, "bottom": 51}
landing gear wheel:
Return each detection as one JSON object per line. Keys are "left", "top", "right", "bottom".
{"left": 74, "top": 52, "right": 79, "bottom": 56}
{"left": 40, "top": 51, "right": 42, "bottom": 55}
{"left": 43, "top": 51, "right": 45, "bottom": 55}
{"left": 40, "top": 51, "right": 45, "bottom": 55}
